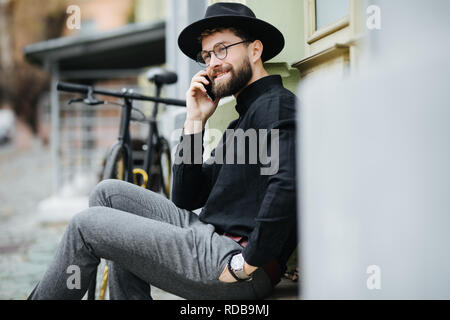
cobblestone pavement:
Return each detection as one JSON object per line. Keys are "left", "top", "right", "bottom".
{"left": 0, "top": 142, "right": 61, "bottom": 300}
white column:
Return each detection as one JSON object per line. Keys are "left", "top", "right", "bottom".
{"left": 166, "top": 0, "right": 208, "bottom": 99}
{"left": 49, "top": 61, "right": 61, "bottom": 195}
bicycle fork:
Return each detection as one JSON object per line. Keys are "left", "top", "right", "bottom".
{"left": 143, "top": 84, "right": 162, "bottom": 178}
{"left": 119, "top": 97, "right": 134, "bottom": 184}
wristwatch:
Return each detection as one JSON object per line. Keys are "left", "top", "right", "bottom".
{"left": 228, "top": 253, "right": 252, "bottom": 281}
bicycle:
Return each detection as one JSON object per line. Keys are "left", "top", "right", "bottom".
{"left": 57, "top": 71, "right": 186, "bottom": 299}
{"left": 134, "top": 68, "right": 179, "bottom": 197}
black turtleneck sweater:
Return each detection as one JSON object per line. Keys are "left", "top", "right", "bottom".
{"left": 172, "top": 75, "right": 297, "bottom": 270}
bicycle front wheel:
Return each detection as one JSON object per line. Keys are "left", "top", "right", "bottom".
{"left": 102, "top": 142, "right": 130, "bottom": 181}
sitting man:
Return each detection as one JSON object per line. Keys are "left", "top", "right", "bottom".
{"left": 28, "top": 2, "right": 297, "bottom": 300}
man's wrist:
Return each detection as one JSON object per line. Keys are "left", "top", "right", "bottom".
{"left": 243, "top": 262, "right": 258, "bottom": 276}
{"left": 184, "top": 118, "right": 206, "bottom": 135}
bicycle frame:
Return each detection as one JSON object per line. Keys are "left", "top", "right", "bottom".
{"left": 143, "top": 84, "right": 161, "bottom": 178}
{"left": 115, "top": 96, "right": 134, "bottom": 183}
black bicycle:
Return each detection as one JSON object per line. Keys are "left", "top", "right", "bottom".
{"left": 57, "top": 70, "right": 185, "bottom": 299}
{"left": 57, "top": 70, "right": 184, "bottom": 192}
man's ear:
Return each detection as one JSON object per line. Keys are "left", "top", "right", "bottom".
{"left": 249, "top": 40, "right": 264, "bottom": 63}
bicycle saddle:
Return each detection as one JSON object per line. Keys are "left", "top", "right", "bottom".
{"left": 146, "top": 68, "right": 178, "bottom": 86}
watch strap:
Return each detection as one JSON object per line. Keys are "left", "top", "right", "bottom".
{"left": 227, "top": 259, "right": 244, "bottom": 282}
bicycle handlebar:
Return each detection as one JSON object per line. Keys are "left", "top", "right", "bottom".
{"left": 57, "top": 82, "right": 186, "bottom": 107}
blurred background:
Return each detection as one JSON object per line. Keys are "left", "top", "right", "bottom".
{"left": 0, "top": 0, "right": 449, "bottom": 300}
{"left": 1, "top": 0, "right": 203, "bottom": 300}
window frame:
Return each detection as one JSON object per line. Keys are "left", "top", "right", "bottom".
{"left": 305, "top": 0, "right": 352, "bottom": 49}
{"left": 293, "top": 0, "right": 364, "bottom": 77}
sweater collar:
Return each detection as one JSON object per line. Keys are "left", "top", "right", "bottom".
{"left": 235, "top": 75, "right": 283, "bottom": 117}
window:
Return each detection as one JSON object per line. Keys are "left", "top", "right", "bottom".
{"left": 305, "top": 0, "right": 350, "bottom": 47}
{"left": 293, "top": 0, "right": 364, "bottom": 78}
{"left": 315, "top": 0, "right": 349, "bottom": 31}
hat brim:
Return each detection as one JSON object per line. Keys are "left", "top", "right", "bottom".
{"left": 178, "top": 16, "right": 285, "bottom": 63}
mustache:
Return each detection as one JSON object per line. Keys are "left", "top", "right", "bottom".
{"left": 211, "top": 66, "right": 232, "bottom": 79}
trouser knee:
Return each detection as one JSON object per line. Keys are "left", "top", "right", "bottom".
{"left": 88, "top": 179, "right": 120, "bottom": 207}
{"left": 68, "top": 209, "right": 91, "bottom": 235}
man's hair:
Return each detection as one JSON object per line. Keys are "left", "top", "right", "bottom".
{"left": 198, "top": 27, "right": 256, "bottom": 44}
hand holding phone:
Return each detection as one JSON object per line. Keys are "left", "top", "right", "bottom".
{"left": 184, "top": 71, "right": 219, "bottom": 134}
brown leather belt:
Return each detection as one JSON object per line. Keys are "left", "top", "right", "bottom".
{"left": 223, "top": 233, "right": 281, "bottom": 286}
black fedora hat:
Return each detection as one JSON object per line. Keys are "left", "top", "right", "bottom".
{"left": 178, "top": 2, "right": 285, "bottom": 63}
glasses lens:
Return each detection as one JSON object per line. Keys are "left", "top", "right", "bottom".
{"left": 214, "top": 43, "right": 227, "bottom": 60}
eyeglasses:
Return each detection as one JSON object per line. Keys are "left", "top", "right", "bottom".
{"left": 196, "top": 40, "right": 251, "bottom": 68}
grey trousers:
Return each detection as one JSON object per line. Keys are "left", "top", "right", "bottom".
{"left": 28, "top": 179, "right": 273, "bottom": 300}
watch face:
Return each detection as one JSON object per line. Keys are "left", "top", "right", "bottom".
{"left": 231, "top": 253, "right": 244, "bottom": 270}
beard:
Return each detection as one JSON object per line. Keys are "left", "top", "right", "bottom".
{"left": 212, "top": 56, "right": 253, "bottom": 99}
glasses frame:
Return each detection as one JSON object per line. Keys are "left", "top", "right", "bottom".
{"left": 197, "top": 40, "right": 252, "bottom": 68}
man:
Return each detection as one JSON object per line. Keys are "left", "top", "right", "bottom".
{"left": 28, "top": 2, "right": 297, "bottom": 300}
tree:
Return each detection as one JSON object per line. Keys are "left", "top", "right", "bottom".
{"left": 0, "top": 0, "right": 68, "bottom": 133}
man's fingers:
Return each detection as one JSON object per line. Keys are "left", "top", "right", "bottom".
{"left": 188, "top": 83, "right": 207, "bottom": 97}
{"left": 191, "top": 75, "right": 210, "bottom": 86}
{"left": 194, "top": 69, "right": 208, "bottom": 77}
{"left": 192, "top": 83, "right": 207, "bottom": 93}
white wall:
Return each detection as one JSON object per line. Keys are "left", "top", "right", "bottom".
{"left": 298, "top": 0, "right": 450, "bottom": 299}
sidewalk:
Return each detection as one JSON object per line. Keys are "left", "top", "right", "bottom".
{"left": 0, "top": 142, "right": 61, "bottom": 299}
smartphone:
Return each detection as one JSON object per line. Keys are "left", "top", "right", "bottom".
{"left": 203, "top": 75, "right": 216, "bottom": 101}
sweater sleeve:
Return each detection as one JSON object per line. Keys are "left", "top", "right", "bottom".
{"left": 171, "top": 130, "right": 215, "bottom": 210}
